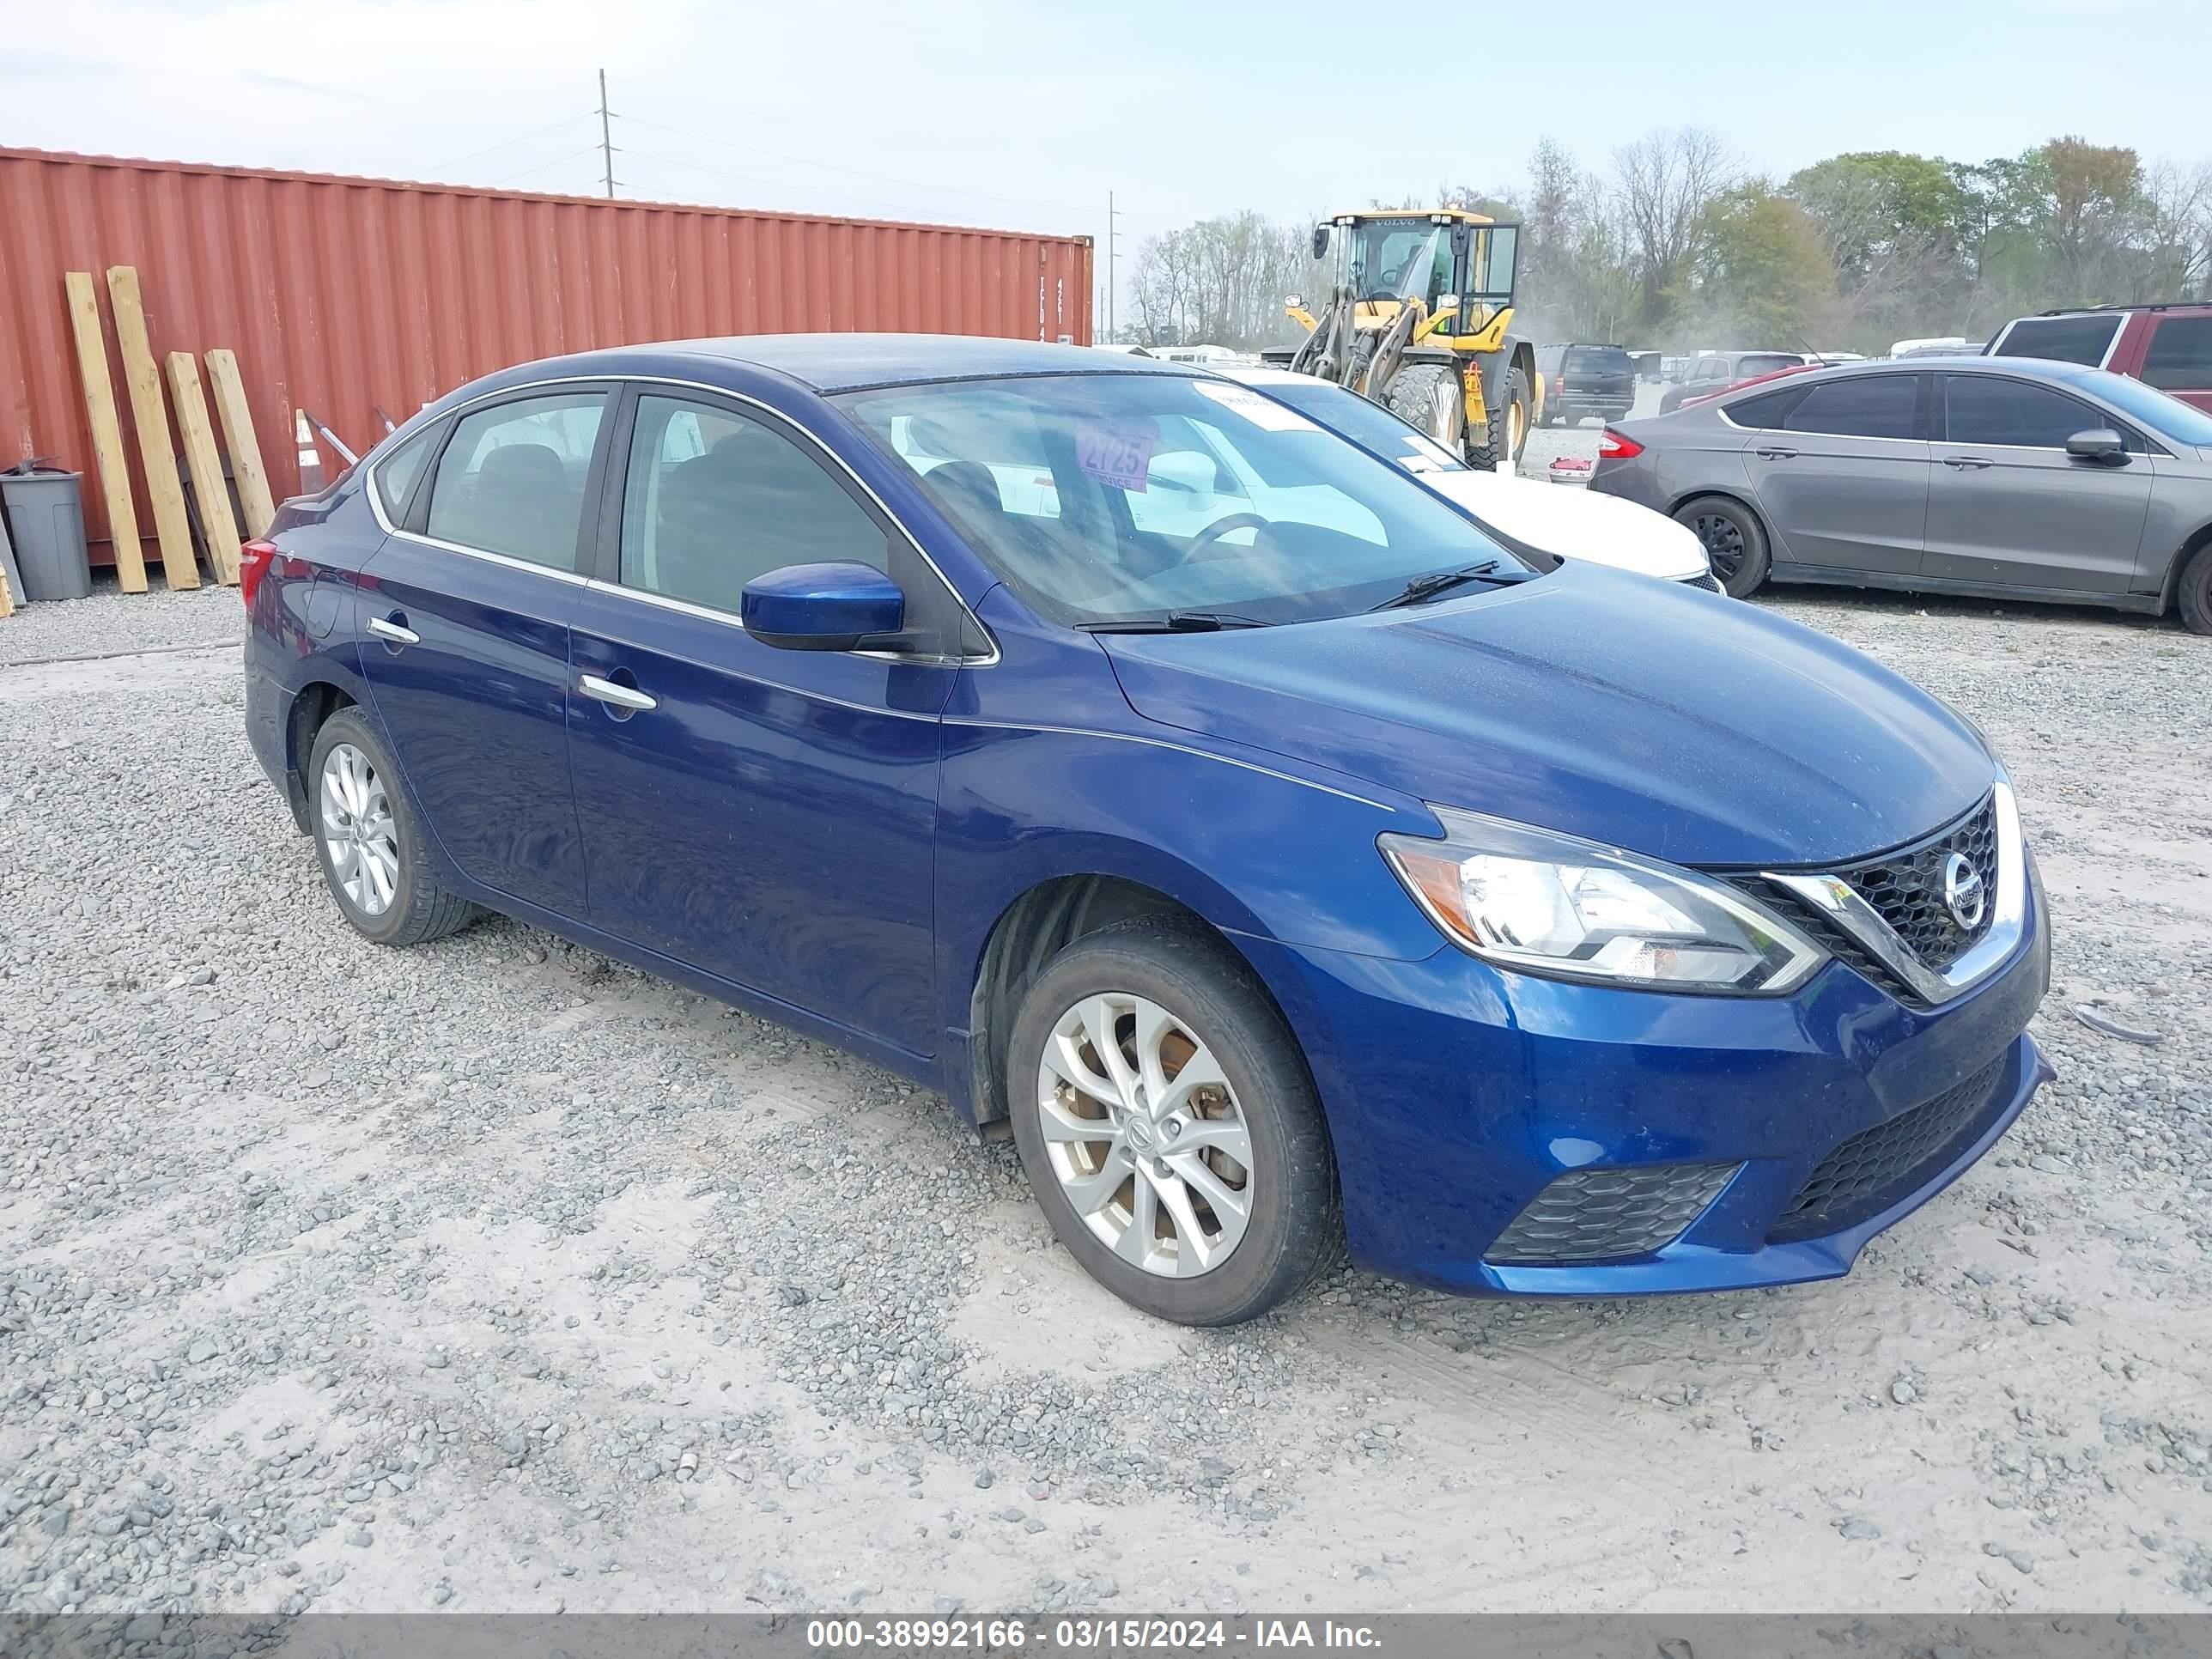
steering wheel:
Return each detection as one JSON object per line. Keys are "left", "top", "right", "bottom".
{"left": 1183, "top": 513, "right": 1271, "bottom": 563}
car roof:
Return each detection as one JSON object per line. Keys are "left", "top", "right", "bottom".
{"left": 646, "top": 332, "right": 1199, "bottom": 392}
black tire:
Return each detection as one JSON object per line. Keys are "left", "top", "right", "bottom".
{"left": 2177, "top": 540, "right": 2212, "bottom": 635}
{"left": 1381, "top": 362, "right": 1462, "bottom": 450}
{"left": 1006, "top": 917, "right": 1340, "bottom": 1326}
{"left": 1674, "top": 494, "right": 1772, "bottom": 599}
{"left": 1468, "top": 364, "right": 1533, "bottom": 471}
{"left": 307, "top": 707, "right": 477, "bottom": 947}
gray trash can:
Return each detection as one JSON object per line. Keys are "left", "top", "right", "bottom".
{"left": 0, "top": 464, "right": 92, "bottom": 602}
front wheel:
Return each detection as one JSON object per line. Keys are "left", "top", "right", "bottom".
{"left": 1468, "top": 365, "right": 1533, "bottom": 472}
{"left": 1006, "top": 918, "right": 1340, "bottom": 1326}
{"left": 1674, "top": 495, "right": 1773, "bottom": 599}
{"left": 1381, "top": 362, "right": 1463, "bottom": 451}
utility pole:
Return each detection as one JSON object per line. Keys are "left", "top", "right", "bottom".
{"left": 1107, "top": 191, "right": 1121, "bottom": 343}
{"left": 597, "top": 69, "right": 617, "bottom": 198}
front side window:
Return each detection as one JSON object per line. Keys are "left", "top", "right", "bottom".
{"left": 839, "top": 371, "right": 1527, "bottom": 629}
{"left": 1993, "top": 313, "right": 2123, "bottom": 367}
{"left": 619, "top": 394, "right": 885, "bottom": 616}
{"left": 1784, "top": 376, "right": 1920, "bottom": 440}
{"left": 2142, "top": 317, "right": 2212, "bottom": 392}
{"left": 424, "top": 392, "right": 605, "bottom": 569}
{"left": 1943, "top": 376, "right": 2102, "bottom": 449}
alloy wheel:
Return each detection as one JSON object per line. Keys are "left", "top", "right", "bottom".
{"left": 1690, "top": 512, "right": 1747, "bottom": 583}
{"left": 1034, "top": 993, "right": 1254, "bottom": 1278}
{"left": 319, "top": 742, "right": 398, "bottom": 917}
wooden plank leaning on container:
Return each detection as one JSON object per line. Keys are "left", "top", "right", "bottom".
{"left": 104, "top": 265, "right": 200, "bottom": 591}
{"left": 165, "top": 352, "right": 242, "bottom": 585}
{"left": 204, "top": 349, "right": 277, "bottom": 539}
{"left": 63, "top": 271, "right": 149, "bottom": 593}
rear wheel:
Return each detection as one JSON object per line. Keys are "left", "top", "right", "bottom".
{"left": 1469, "top": 365, "right": 1533, "bottom": 472}
{"left": 2178, "top": 541, "right": 2212, "bottom": 635}
{"left": 307, "top": 708, "right": 477, "bottom": 946}
{"left": 1006, "top": 918, "right": 1340, "bottom": 1326}
{"left": 1381, "top": 362, "right": 1463, "bottom": 451}
{"left": 1674, "top": 495, "right": 1772, "bottom": 599}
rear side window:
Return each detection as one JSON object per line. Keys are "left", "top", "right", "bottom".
{"left": 2141, "top": 317, "right": 2212, "bottom": 392}
{"left": 1783, "top": 376, "right": 1920, "bottom": 439}
{"left": 619, "top": 393, "right": 886, "bottom": 616}
{"left": 1943, "top": 375, "right": 2103, "bottom": 449}
{"left": 1993, "top": 314, "right": 2123, "bottom": 367}
{"left": 1726, "top": 387, "right": 1802, "bottom": 428}
{"left": 372, "top": 425, "right": 439, "bottom": 521}
{"left": 1736, "top": 353, "right": 1801, "bottom": 378}
{"left": 425, "top": 392, "right": 606, "bottom": 570}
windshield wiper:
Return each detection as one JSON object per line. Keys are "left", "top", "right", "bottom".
{"left": 1365, "top": 560, "right": 1536, "bottom": 611}
{"left": 1076, "top": 611, "right": 1273, "bottom": 634}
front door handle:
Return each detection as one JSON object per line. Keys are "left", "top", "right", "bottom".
{"left": 1942, "top": 456, "right": 1994, "bottom": 470}
{"left": 366, "top": 615, "right": 419, "bottom": 647}
{"left": 579, "top": 673, "right": 657, "bottom": 713}
{"left": 1755, "top": 446, "right": 1799, "bottom": 459}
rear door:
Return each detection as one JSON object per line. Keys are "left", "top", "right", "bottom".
{"left": 356, "top": 386, "right": 611, "bottom": 916}
{"left": 1741, "top": 373, "right": 1930, "bottom": 574}
{"left": 1920, "top": 372, "right": 2153, "bottom": 593}
{"left": 2136, "top": 313, "right": 2212, "bottom": 413}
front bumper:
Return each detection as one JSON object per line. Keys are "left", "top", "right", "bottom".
{"left": 1240, "top": 867, "right": 2051, "bottom": 1297}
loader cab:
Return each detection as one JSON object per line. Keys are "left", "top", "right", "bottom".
{"left": 1312, "top": 211, "right": 1520, "bottom": 338}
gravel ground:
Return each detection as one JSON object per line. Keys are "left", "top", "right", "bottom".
{"left": 3, "top": 512, "right": 2209, "bottom": 1618}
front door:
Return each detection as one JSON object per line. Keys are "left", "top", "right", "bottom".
{"left": 356, "top": 386, "right": 611, "bottom": 915}
{"left": 1742, "top": 373, "right": 1930, "bottom": 576}
{"left": 1920, "top": 373, "right": 2153, "bottom": 593}
{"left": 567, "top": 388, "right": 958, "bottom": 1056}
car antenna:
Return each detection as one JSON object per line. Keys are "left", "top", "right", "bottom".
{"left": 1794, "top": 332, "right": 1832, "bottom": 367}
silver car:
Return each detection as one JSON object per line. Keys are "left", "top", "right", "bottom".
{"left": 1592, "top": 356, "right": 2212, "bottom": 632}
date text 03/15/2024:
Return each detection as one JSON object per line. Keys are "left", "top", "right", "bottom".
{"left": 803, "top": 1619, "right": 1383, "bottom": 1650}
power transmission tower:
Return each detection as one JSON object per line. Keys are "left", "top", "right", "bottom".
{"left": 597, "top": 70, "right": 620, "bottom": 198}
{"left": 1107, "top": 191, "right": 1121, "bottom": 343}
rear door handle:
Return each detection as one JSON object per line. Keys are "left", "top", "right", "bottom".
{"left": 1942, "top": 456, "right": 1994, "bottom": 470}
{"left": 366, "top": 615, "right": 419, "bottom": 647}
{"left": 579, "top": 673, "right": 656, "bottom": 713}
{"left": 1754, "top": 446, "right": 1799, "bottom": 459}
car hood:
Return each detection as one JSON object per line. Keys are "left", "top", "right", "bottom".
{"left": 1425, "top": 472, "right": 1710, "bottom": 581}
{"left": 1100, "top": 562, "right": 1992, "bottom": 867}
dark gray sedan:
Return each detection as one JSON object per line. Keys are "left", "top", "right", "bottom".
{"left": 1592, "top": 356, "right": 2212, "bottom": 631}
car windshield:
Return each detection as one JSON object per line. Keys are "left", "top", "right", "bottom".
{"left": 838, "top": 372, "right": 1525, "bottom": 628}
{"left": 2074, "top": 368, "right": 2212, "bottom": 447}
{"left": 1236, "top": 377, "right": 1468, "bottom": 476}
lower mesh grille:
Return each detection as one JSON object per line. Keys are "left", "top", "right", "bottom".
{"left": 1691, "top": 572, "right": 1725, "bottom": 594}
{"left": 1767, "top": 1056, "right": 2008, "bottom": 1243}
{"left": 1486, "top": 1162, "right": 1740, "bottom": 1265}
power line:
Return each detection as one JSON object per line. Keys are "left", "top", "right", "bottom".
{"left": 617, "top": 112, "right": 1063, "bottom": 213}
{"left": 486, "top": 145, "right": 603, "bottom": 191}
{"left": 419, "top": 112, "right": 596, "bottom": 177}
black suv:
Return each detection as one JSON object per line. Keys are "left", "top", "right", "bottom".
{"left": 1536, "top": 343, "right": 1637, "bottom": 427}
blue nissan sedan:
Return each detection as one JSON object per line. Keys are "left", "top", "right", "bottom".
{"left": 242, "top": 336, "right": 2053, "bottom": 1326}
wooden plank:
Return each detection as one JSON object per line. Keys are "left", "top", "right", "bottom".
{"left": 104, "top": 265, "right": 199, "bottom": 591}
{"left": 204, "top": 349, "right": 276, "bottom": 538}
{"left": 165, "top": 352, "right": 241, "bottom": 584}
{"left": 63, "top": 271, "right": 149, "bottom": 592}
{"left": 0, "top": 506, "right": 17, "bottom": 617}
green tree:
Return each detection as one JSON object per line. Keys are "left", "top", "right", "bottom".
{"left": 1691, "top": 184, "right": 1835, "bottom": 344}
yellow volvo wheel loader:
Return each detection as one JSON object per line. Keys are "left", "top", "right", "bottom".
{"left": 1272, "top": 210, "right": 1538, "bottom": 471}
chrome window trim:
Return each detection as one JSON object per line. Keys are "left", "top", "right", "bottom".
{"left": 1762, "top": 775, "right": 2027, "bottom": 1006}
{"left": 360, "top": 370, "right": 997, "bottom": 665}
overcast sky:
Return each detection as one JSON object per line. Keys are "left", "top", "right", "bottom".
{"left": 6, "top": 0, "right": 2206, "bottom": 291}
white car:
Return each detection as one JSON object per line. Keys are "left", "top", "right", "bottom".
{"left": 1214, "top": 367, "right": 1717, "bottom": 590}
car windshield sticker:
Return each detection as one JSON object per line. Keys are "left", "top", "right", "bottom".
{"left": 1192, "top": 381, "right": 1321, "bottom": 432}
{"left": 1075, "top": 420, "right": 1157, "bottom": 492}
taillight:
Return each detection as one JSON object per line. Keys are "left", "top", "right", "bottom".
{"left": 239, "top": 538, "right": 277, "bottom": 610}
{"left": 1597, "top": 428, "right": 1643, "bottom": 460}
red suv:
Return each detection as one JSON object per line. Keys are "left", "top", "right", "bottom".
{"left": 1986, "top": 304, "right": 2212, "bottom": 411}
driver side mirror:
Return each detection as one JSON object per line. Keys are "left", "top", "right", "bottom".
{"left": 741, "top": 561, "right": 905, "bottom": 652}
{"left": 2064, "top": 428, "right": 2127, "bottom": 465}
{"left": 1311, "top": 223, "right": 1330, "bottom": 260}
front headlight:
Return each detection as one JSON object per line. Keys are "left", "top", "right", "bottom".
{"left": 1379, "top": 806, "right": 1826, "bottom": 994}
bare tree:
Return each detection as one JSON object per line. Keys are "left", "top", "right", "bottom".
{"left": 2145, "top": 158, "right": 2212, "bottom": 297}
{"left": 1613, "top": 128, "right": 1735, "bottom": 324}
